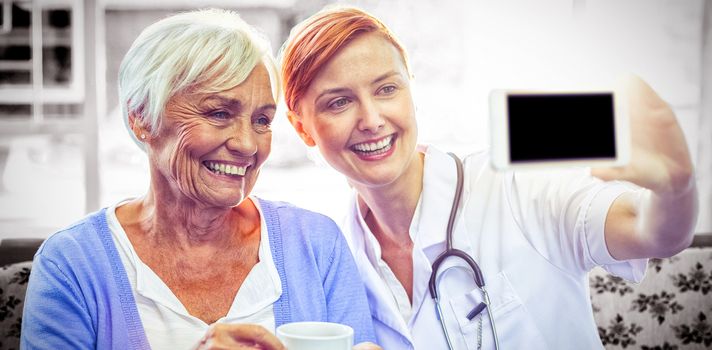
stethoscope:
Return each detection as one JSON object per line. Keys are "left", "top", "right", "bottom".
{"left": 428, "top": 153, "right": 500, "bottom": 350}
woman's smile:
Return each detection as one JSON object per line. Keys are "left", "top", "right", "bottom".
{"left": 350, "top": 134, "right": 396, "bottom": 161}
{"left": 202, "top": 160, "right": 251, "bottom": 177}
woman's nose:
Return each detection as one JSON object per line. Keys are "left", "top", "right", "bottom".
{"left": 357, "top": 99, "right": 385, "bottom": 133}
{"left": 225, "top": 121, "right": 257, "bottom": 155}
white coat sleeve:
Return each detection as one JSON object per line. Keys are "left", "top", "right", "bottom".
{"left": 505, "top": 167, "right": 647, "bottom": 282}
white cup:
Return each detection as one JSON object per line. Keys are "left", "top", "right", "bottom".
{"left": 276, "top": 321, "right": 354, "bottom": 350}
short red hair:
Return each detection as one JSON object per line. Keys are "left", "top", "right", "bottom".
{"left": 280, "top": 6, "right": 410, "bottom": 113}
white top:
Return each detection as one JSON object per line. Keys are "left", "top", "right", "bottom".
{"left": 363, "top": 230, "right": 414, "bottom": 322}
{"left": 341, "top": 146, "right": 647, "bottom": 350}
{"left": 106, "top": 197, "right": 282, "bottom": 350}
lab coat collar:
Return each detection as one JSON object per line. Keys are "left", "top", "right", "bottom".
{"left": 410, "top": 146, "right": 476, "bottom": 318}
{"left": 415, "top": 146, "right": 469, "bottom": 252}
{"left": 344, "top": 145, "right": 461, "bottom": 252}
{"left": 340, "top": 145, "right": 475, "bottom": 343}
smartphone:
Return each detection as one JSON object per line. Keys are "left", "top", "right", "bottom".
{"left": 489, "top": 89, "right": 629, "bottom": 170}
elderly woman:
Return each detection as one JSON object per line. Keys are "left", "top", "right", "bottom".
{"left": 21, "top": 9, "right": 375, "bottom": 350}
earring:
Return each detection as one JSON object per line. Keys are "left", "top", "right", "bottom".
{"left": 140, "top": 134, "right": 146, "bottom": 140}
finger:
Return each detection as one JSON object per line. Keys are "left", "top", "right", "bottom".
{"left": 215, "top": 324, "right": 285, "bottom": 350}
{"left": 353, "top": 341, "right": 383, "bottom": 350}
{"left": 200, "top": 335, "right": 267, "bottom": 350}
{"left": 200, "top": 341, "right": 266, "bottom": 350}
{"left": 591, "top": 166, "right": 628, "bottom": 183}
{"left": 198, "top": 324, "right": 248, "bottom": 350}
{"left": 626, "top": 74, "right": 669, "bottom": 111}
{"left": 194, "top": 326, "right": 216, "bottom": 350}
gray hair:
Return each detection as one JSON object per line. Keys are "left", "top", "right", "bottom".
{"left": 118, "top": 8, "right": 279, "bottom": 150}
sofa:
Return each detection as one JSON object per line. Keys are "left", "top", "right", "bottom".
{"left": 590, "top": 244, "right": 712, "bottom": 349}
{"left": 0, "top": 239, "right": 41, "bottom": 350}
{"left": 1, "top": 238, "right": 711, "bottom": 349}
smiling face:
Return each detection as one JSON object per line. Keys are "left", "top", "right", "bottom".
{"left": 143, "top": 63, "right": 276, "bottom": 208}
{"left": 291, "top": 32, "right": 419, "bottom": 188}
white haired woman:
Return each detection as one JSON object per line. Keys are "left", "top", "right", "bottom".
{"left": 21, "top": 9, "right": 376, "bottom": 350}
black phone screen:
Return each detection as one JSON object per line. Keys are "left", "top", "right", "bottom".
{"left": 507, "top": 93, "right": 616, "bottom": 163}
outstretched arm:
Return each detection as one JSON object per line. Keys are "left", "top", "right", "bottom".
{"left": 593, "top": 75, "right": 698, "bottom": 260}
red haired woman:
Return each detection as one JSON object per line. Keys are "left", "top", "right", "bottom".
{"left": 280, "top": 5, "right": 698, "bottom": 350}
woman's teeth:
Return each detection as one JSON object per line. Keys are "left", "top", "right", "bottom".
{"left": 352, "top": 135, "right": 393, "bottom": 154}
{"left": 204, "top": 161, "right": 247, "bottom": 176}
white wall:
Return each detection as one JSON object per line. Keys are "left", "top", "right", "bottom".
{"left": 336, "top": 0, "right": 710, "bottom": 233}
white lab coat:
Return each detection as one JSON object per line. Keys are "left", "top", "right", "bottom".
{"left": 340, "top": 146, "right": 647, "bottom": 350}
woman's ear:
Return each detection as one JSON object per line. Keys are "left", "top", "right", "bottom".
{"left": 128, "top": 112, "right": 150, "bottom": 143}
{"left": 287, "top": 111, "right": 316, "bottom": 147}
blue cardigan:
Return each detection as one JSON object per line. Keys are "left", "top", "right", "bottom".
{"left": 21, "top": 199, "right": 376, "bottom": 349}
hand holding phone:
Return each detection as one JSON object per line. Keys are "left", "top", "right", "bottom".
{"left": 489, "top": 75, "right": 693, "bottom": 197}
{"left": 589, "top": 76, "right": 694, "bottom": 195}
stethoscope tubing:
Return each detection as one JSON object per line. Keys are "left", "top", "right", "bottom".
{"left": 428, "top": 153, "right": 500, "bottom": 350}
{"left": 482, "top": 287, "right": 500, "bottom": 348}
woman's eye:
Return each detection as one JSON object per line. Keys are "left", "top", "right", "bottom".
{"left": 380, "top": 85, "right": 397, "bottom": 95}
{"left": 255, "top": 115, "right": 272, "bottom": 127}
{"left": 328, "top": 97, "right": 350, "bottom": 110}
{"left": 209, "top": 110, "right": 230, "bottom": 120}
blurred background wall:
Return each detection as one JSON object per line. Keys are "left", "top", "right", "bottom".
{"left": 0, "top": 0, "right": 710, "bottom": 239}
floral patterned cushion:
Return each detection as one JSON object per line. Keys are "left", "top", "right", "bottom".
{"left": 0, "top": 261, "right": 31, "bottom": 350}
{"left": 590, "top": 247, "right": 712, "bottom": 349}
